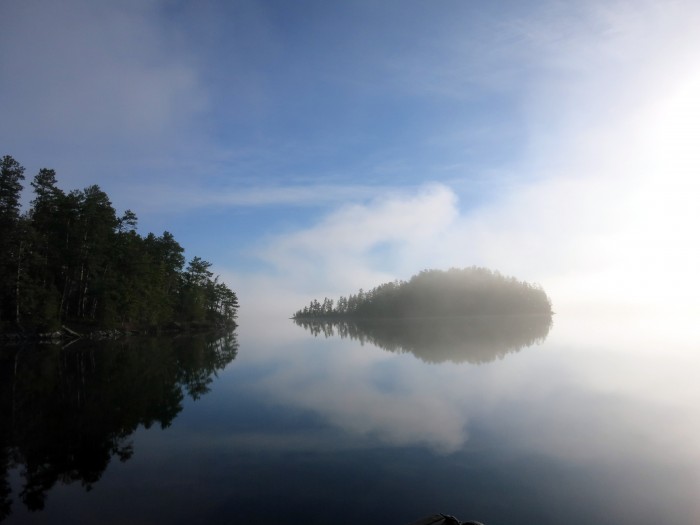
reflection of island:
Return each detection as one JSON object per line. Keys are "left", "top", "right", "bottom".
{"left": 0, "top": 332, "right": 238, "bottom": 519}
{"left": 294, "top": 314, "right": 552, "bottom": 364}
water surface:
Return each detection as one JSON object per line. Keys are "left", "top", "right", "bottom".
{"left": 2, "top": 312, "right": 699, "bottom": 524}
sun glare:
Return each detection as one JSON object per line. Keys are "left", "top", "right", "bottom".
{"left": 612, "top": 70, "right": 700, "bottom": 312}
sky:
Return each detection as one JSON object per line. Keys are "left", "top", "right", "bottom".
{"left": 2, "top": 0, "right": 699, "bottom": 321}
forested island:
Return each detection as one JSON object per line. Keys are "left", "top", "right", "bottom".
{"left": 292, "top": 267, "right": 553, "bottom": 319}
{"left": 0, "top": 155, "right": 238, "bottom": 337}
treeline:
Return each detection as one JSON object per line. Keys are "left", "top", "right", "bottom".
{"left": 293, "top": 267, "right": 553, "bottom": 319}
{"left": 0, "top": 155, "right": 238, "bottom": 333}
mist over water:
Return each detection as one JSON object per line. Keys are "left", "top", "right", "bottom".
{"left": 2, "top": 298, "right": 700, "bottom": 524}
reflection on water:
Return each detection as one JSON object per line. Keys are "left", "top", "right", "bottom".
{"left": 0, "top": 332, "right": 238, "bottom": 519}
{"left": 2, "top": 314, "right": 699, "bottom": 524}
{"left": 293, "top": 314, "right": 552, "bottom": 363}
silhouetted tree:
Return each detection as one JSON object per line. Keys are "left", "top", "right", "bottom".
{"left": 0, "top": 156, "right": 26, "bottom": 329}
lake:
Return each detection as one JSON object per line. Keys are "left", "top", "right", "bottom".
{"left": 1, "top": 310, "right": 699, "bottom": 524}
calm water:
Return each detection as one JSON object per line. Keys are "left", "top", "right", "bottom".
{"left": 2, "top": 311, "right": 699, "bottom": 524}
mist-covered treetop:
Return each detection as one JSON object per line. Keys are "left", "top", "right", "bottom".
{"left": 292, "top": 267, "right": 553, "bottom": 319}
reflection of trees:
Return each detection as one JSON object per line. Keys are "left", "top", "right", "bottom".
{"left": 294, "top": 315, "right": 552, "bottom": 364}
{"left": 0, "top": 332, "right": 238, "bottom": 518}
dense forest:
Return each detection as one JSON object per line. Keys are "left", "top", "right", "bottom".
{"left": 0, "top": 155, "right": 238, "bottom": 334}
{"left": 293, "top": 267, "right": 552, "bottom": 319}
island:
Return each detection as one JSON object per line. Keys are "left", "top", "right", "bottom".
{"left": 292, "top": 268, "right": 554, "bottom": 363}
{"left": 0, "top": 155, "right": 238, "bottom": 339}
{"left": 292, "top": 267, "right": 553, "bottom": 319}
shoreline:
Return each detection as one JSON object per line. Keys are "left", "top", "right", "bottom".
{"left": 0, "top": 321, "right": 238, "bottom": 343}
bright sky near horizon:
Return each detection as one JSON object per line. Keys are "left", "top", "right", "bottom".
{"left": 2, "top": 0, "right": 699, "bottom": 320}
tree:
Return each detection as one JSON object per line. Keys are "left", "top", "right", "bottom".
{"left": 28, "top": 169, "right": 65, "bottom": 323}
{"left": 0, "top": 155, "right": 24, "bottom": 228}
{"left": 116, "top": 209, "right": 138, "bottom": 233}
{"left": 143, "top": 231, "right": 185, "bottom": 324}
{"left": 0, "top": 156, "right": 26, "bottom": 328}
{"left": 180, "top": 257, "right": 214, "bottom": 323}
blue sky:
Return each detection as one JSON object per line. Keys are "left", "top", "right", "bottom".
{"left": 2, "top": 0, "right": 699, "bottom": 319}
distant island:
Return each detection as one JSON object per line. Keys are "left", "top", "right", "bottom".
{"left": 0, "top": 155, "right": 238, "bottom": 337}
{"left": 292, "top": 267, "right": 553, "bottom": 319}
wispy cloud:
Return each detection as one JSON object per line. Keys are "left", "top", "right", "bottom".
{"left": 254, "top": 184, "right": 458, "bottom": 294}
{"left": 127, "top": 182, "right": 414, "bottom": 211}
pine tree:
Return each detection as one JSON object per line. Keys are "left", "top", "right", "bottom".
{"left": 0, "top": 156, "right": 26, "bottom": 328}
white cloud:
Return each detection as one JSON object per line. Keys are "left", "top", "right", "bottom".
{"left": 255, "top": 184, "right": 458, "bottom": 295}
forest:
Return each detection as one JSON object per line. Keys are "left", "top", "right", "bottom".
{"left": 0, "top": 155, "right": 238, "bottom": 335}
{"left": 293, "top": 267, "right": 553, "bottom": 319}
